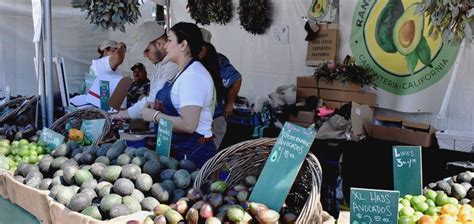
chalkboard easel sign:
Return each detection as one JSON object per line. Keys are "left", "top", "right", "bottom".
{"left": 350, "top": 188, "right": 400, "bottom": 224}
{"left": 392, "top": 146, "right": 422, "bottom": 196}
{"left": 248, "top": 122, "right": 317, "bottom": 211}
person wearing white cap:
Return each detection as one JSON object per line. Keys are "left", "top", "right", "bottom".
{"left": 80, "top": 40, "right": 127, "bottom": 108}
{"left": 111, "top": 21, "right": 178, "bottom": 120}
{"left": 71, "top": 40, "right": 125, "bottom": 108}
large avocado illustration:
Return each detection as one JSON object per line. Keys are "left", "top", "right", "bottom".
{"left": 375, "top": 0, "right": 404, "bottom": 53}
{"left": 392, "top": 3, "right": 424, "bottom": 56}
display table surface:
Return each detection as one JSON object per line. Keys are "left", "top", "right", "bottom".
{"left": 0, "top": 196, "right": 39, "bottom": 224}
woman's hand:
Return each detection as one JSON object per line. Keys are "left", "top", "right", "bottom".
{"left": 140, "top": 107, "right": 158, "bottom": 122}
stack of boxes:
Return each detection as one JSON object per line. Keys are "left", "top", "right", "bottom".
{"left": 290, "top": 76, "right": 377, "bottom": 129}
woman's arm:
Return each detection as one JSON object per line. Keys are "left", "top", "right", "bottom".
{"left": 141, "top": 105, "right": 201, "bottom": 134}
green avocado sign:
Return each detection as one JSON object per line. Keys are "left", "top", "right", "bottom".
{"left": 350, "top": 0, "right": 460, "bottom": 95}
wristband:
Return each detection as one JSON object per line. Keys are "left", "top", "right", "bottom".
{"left": 153, "top": 111, "right": 160, "bottom": 123}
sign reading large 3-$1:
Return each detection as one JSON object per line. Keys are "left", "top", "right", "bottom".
{"left": 350, "top": 0, "right": 460, "bottom": 95}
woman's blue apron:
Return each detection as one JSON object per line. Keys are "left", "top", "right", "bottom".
{"left": 154, "top": 60, "right": 217, "bottom": 168}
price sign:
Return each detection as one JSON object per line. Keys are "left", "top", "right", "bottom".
{"left": 249, "top": 122, "right": 317, "bottom": 211}
{"left": 392, "top": 146, "right": 422, "bottom": 196}
{"left": 350, "top": 188, "right": 399, "bottom": 224}
{"left": 156, "top": 118, "right": 173, "bottom": 157}
{"left": 99, "top": 80, "right": 110, "bottom": 111}
{"left": 80, "top": 119, "right": 106, "bottom": 142}
{"left": 39, "top": 128, "right": 64, "bottom": 150}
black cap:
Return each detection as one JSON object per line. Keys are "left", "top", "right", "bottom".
{"left": 130, "top": 62, "right": 145, "bottom": 71}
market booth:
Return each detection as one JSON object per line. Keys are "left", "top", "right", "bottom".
{"left": 0, "top": 0, "right": 474, "bottom": 223}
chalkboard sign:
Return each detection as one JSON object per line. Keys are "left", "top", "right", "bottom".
{"left": 39, "top": 128, "right": 65, "bottom": 150}
{"left": 80, "top": 119, "right": 106, "bottom": 142}
{"left": 248, "top": 122, "right": 317, "bottom": 211}
{"left": 156, "top": 118, "right": 173, "bottom": 157}
{"left": 392, "top": 146, "right": 422, "bottom": 196}
{"left": 350, "top": 188, "right": 399, "bottom": 224}
{"left": 99, "top": 80, "right": 110, "bottom": 111}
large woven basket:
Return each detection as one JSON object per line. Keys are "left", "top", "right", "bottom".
{"left": 0, "top": 96, "right": 38, "bottom": 125}
{"left": 49, "top": 108, "right": 113, "bottom": 146}
{"left": 194, "top": 138, "right": 324, "bottom": 224}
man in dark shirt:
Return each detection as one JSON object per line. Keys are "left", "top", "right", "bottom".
{"left": 127, "top": 63, "right": 150, "bottom": 107}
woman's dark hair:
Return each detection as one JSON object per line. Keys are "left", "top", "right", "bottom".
{"left": 201, "top": 42, "right": 224, "bottom": 102}
{"left": 170, "top": 22, "right": 204, "bottom": 59}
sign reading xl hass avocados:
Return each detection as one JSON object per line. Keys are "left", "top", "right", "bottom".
{"left": 249, "top": 122, "right": 317, "bottom": 211}
{"left": 350, "top": 0, "right": 460, "bottom": 95}
{"left": 350, "top": 188, "right": 399, "bottom": 224}
{"left": 392, "top": 146, "right": 422, "bottom": 196}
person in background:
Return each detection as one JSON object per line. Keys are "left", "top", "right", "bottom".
{"left": 86, "top": 40, "right": 127, "bottom": 108}
{"left": 127, "top": 62, "right": 150, "bottom": 107}
{"left": 140, "top": 22, "right": 220, "bottom": 168}
{"left": 111, "top": 21, "right": 178, "bottom": 120}
{"left": 200, "top": 28, "right": 243, "bottom": 149}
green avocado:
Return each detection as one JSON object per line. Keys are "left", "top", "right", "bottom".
{"left": 393, "top": 3, "right": 424, "bottom": 55}
{"left": 375, "top": 0, "right": 404, "bottom": 53}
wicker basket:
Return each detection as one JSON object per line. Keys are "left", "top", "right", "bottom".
{"left": 49, "top": 108, "right": 113, "bottom": 146}
{"left": 0, "top": 96, "right": 38, "bottom": 125}
{"left": 194, "top": 138, "right": 324, "bottom": 224}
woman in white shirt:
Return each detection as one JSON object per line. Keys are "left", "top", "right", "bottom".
{"left": 140, "top": 22, "right": 220, "bottom": 168}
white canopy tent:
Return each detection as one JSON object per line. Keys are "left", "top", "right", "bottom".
{"left": 2, "top": 0, "right": 474, "bottom": 131}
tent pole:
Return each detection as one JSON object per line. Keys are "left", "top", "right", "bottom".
{"left": 35, "top": 41, "right": 46, "bottom": 128}
{"left": 43, "top": 0, "right": 54, "bottom": 127}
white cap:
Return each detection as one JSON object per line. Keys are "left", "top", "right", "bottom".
{"left": 200, "top": 28, "right": 212, "bottom": 43}
{"left": 99, "top": 40, "right": 118, "bottom": 51}
{"left": 131, "top": 21, "right": 165, "bottom": 55}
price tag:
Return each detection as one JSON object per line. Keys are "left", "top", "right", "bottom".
{"left": 249, "top": 122, "right": 317, "bottom": 211}
{"left": 156, "top": 118, "right": 173, "bottom": 157}
{"left": 350, "top": 188, "right": 399, "bottom": 224}
{"left": 392, "top": 146, "right": 423, "bottom": 196}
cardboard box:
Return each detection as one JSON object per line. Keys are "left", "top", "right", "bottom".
{"left": 306, "top": 24, "right": 339, "bottom": 66}
{"left": 319, "top": 89, "right": 376, "bottom": 107}
{"left": 351, "top": 102, "right": 374, "bottom": 138}
{"left": 296, "top": 76, "right": 317, "bottom": 88}
{"left": 323, "top": 100, "right": 343, "bottom": 109}
{"left": 289, "top": 111, "right": 316, "bottom": 124}
{"left": 371, "top": 115, "right": 436, "bottom": 147}
{"left": 317, "top": 80, "right": 363, "bottom": 92}
{"left": 297, "top": 87, "right": 318, "bottom": 98}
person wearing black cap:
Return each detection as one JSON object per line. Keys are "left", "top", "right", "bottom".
{"left": 140, "top": 22, "right": 222, "bottom": 168}
{"left": 127, "top": 63, "right": 150, "bottom": 107}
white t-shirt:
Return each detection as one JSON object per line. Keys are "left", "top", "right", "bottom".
{"left": 127, "top": 56, "right": 178, "bottom": 119}
{"left": 171, "top": 61, "right": 215, "bottom": 137}
{"left": 86, "top": 56, "right": 123, "bottom": 108}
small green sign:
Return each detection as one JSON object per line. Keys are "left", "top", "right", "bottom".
{"left": 99, "top": 80, "right": 110, "bottom": 111}
{"left": 392, "top": 146, "right": 422, "bottom": 196}
{"left": 248, "top": 122, "right": 317, "bottom": 211}
{"left": 80, "top": 119, "right": 106, "bottom": 142}
{"left": 156, "top": 118, "right": 173, "bottom": 157}
{"left": 39, "top": 128, "right": 65, "bottom": 150}
{"left": 350, "top": 188, "right": 399, "bottom": 224}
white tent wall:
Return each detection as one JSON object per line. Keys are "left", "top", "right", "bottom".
{"left": 0, "top": 0, "right": 156, "bottom": 97}
{"left": 169, "top": 0, "right": 316, "bottom": 104}
{"left": 2, "top": 1, "right": 474, "bottom": 132}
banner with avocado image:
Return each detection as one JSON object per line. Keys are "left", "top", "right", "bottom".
{"left": 349, "top": 0, "right": 461, "bottom": 112}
